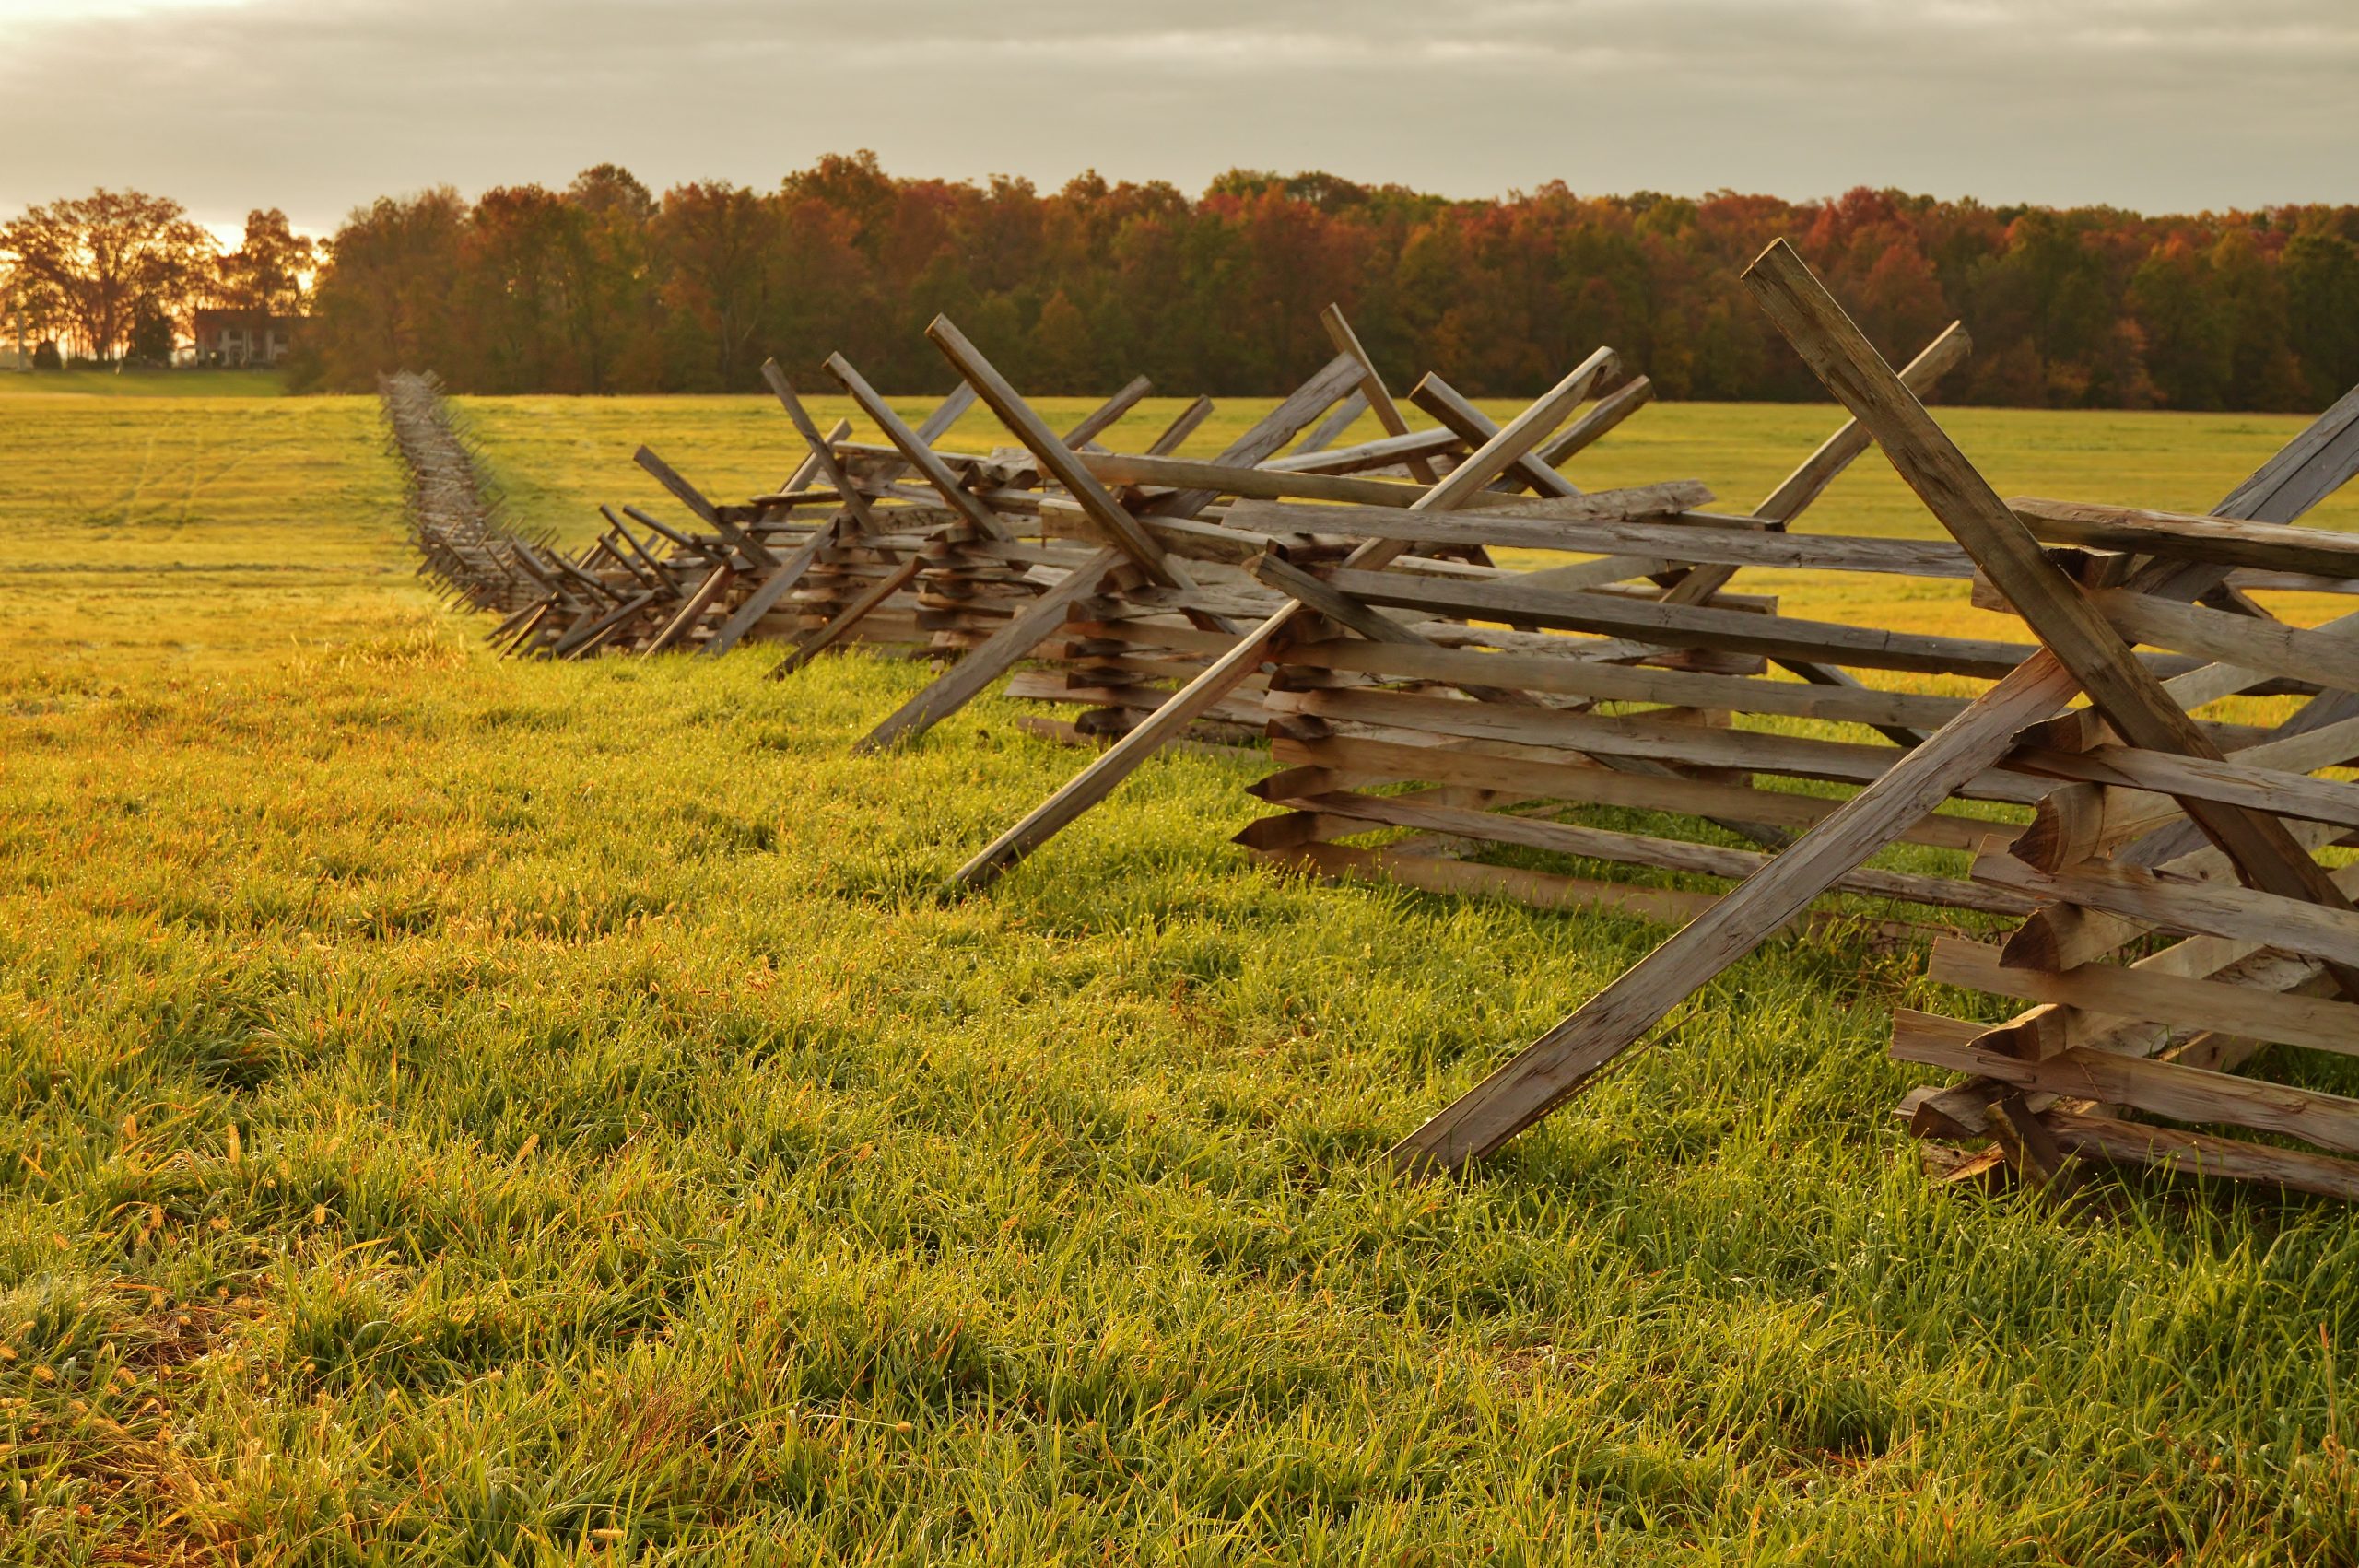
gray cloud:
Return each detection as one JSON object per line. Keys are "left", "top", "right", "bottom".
{"left": 1, "top": 0, "right": 2352, "bottom": 231}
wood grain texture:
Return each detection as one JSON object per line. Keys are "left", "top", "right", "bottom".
{"left": 1274, "top": 638, "right": 1971, "bottom": 731}
{"left": 702, "top": 518, "right": 840, "bottom": 658}
{"left": 1061, "top": 374, "right": 1153, "bottom": 449}
{"left": 1927, "top": 937, "right": 2358, "bottom": 1059}
{"left": 2044, "top": 1108, "right": 2359, "bottom": 1203}
{"left": 1144, "top": 395, "right": 1215, "bottom": 456}
{"left": 633, "top": 446, "right": 779, "bottom": 568}
{"left": 924, "top": 320, "right": 1181, "bottom": 582}
{"left": 2013, "top": 496, "right": 2359, "bottom": 579}
{"left": 1974, "top": 846, "right": 2359, "bottom": 969}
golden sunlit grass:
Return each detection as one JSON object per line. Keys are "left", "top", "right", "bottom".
{"left": 4, "top": 380, "right": 2356, "bottom": 1562}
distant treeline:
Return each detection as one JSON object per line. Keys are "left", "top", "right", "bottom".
{"left": 293, "top": 153, "right": 2359, "bottom": 410}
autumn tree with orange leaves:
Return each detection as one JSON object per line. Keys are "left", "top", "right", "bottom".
{"left": 0, "top": 188, "right": 216, "bottom": 362}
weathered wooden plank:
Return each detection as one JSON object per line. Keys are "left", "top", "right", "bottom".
{"left": 1294, "top": 388, "right": 1368, "bottom": 454}
{"left": 774, "top": 551, "right": 928, "bottom": 678}
{"left": 1139, "top": 351, "right": 1365, "bottom": 520}
{"left": 772, "top": 415, "right": 851, "bottom": 495}
{"left": 1234, "top": 497, "right": 1974, "bottom": 576}
{"left": 1320, "top": 303, "right": 1440, "bottom": 487}
{"left": 1974, "top": 845, "right": 2359, "bottom": 970}
{"left": 486, "top": 595, "right": 550, "bottom": 645}
{"left": 2013, "top": 496, "right": 2359, "bottom": 580}
{"left": 1999, "top": 813, "right": 2350, "bottom": 975}
{"left": 914, "top": 384, "right": 978, "bottom": 444}
{"left": 595, "top": 511, "right": 676, "bottom": 590}
{"left": 1756, "top": 322, "right": 1973, "bottom": 531}
{"left": 1262, "top": 685, "right": 2052, "bottom": 803}
{"left": 618, "top": 505, "right": 702, "bottom": 554}
{"left": 1971, "top": 905, "right": 2346, "bottom": 1062}
{"left": 2044, "top": 1107, "right": 2359, "bottom": 1203}
{"left": 1535, "top": 375, "right": 1655, "bottom": 467}
{"left": 1407, "top": 357, "right": 1955, "bottom": 753}
{"left": 492, "top": 598, "right": 556, "bottom": 656}
{"left": 927, "top": 317, "right": 1198, "bottom": 593}
{"left": 2211, "top": 380, "right": 2359, "bottom": 526}
{"left": 1411, "top": 373, "right": 1584, "bottom": 498}
{"left": 2148, "top": 610, "right": 2359, "bottom": 727}
{"left": 550, "top": 590, "right": 658, "bottom": 661}
{"left": 1145, "top": 395, "right": 1215, "bottom": 456}
{"left": 1078, "top": 452, "right": 1431, "bottom": 509}
{"left": 2093, "top": 588, "right": 2359, "bottom": 695}
{"left": 1315, "top": 567, "right": 2058, "bottom": 681}
{"left": 1285, "top": 790, "right": 2033, "bottom": 914}
{"left": 1989, "top": 395, "right": 2359, "bottom": 969}
{"left": 758, "top": 362, "right": 881, "bottom": 533}
{"left": 1265, "top": 730, "right": 2006, "bottom": 851}
{"left": 1245, "top": 554, "right": 1541, "bottom": 707}
{"left": 633, "top": 447, "right": 778, "bottom": 568}
{"left": 1927, "top": 937, "right": 2359, "bottom": 1059}
{"left": 2007, "top": 719, "right": 2359, "bottom": 837}
{"left": 1652, "top": 322, "right": 1976, "bottom": 648}
{"left": 701, "top": 519, "right": 842, "bottom": 658}
{"left": 1062, "top": 374, "right": 1153, "bottom": 449}
{"left": 1275, "top": 638, "right": 1972, "bottom": 731}
{"left": 1263, "top": 427, "right": 1465, "bottom": 477}
{"left": 640, "top": 568, "right": 733, "bottom": 657}
{"left": 1989, "top": 1092, "right": 2083, "bottom": 1193}
{"left": 706, "top": 362, "right": 889, "bottom": 661}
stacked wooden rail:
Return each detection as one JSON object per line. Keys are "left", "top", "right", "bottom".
{"left": 1889, "top": 494, "right": 2359, "bottom": 1200}
{"left": 417, "top": 301, "right": 1709, "bottom": 791}
{"left": 1226, "top": 322, "right": 2002, "bottom": 919}
{"left": 379, "top": 371, "right": 553, "bottom": 615}
{"left": 1223, "top": 330, "right": 2345, "bottom": 931}
{"left": 1008, "top": 360, "right": 1665, "bottom": 748}
{"left": 835, "top": 310, "right": 1644, "bottom": 758}
{"left": 464, "top": 325, "right": 1456, "bottom": 689}
{"left": 469, "top": 367, "right": 1156, "bottom": 664}
{"left": 1371, "top": 240, "right": 2359, "bottom": 1205}
{"left": 462, "top": 302, "right": 1682, "bottom": 770}
{"left": 841, "top": 255, "right": 2359, "bottom": 1208}
{"left": 933, "top": 333, "right": 1741, "bottom": 886}
{"left": 1012, "top": 410, "right": 1486, "bottom": 746}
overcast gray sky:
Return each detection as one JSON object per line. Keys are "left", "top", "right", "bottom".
{"left": 2, "top": 0, "right": 2353, "bottom": 234}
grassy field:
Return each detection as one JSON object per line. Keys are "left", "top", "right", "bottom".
{"left": 4, "top": 377, "right": 2357, "bottom": 1562}
{"left": 0, "top": 369, "right": 288, "bottom": 400}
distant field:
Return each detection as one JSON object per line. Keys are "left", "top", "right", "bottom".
{"left": 4, "top": 382, "right": 2356, "bottom": 1561}
{"left": 0, "top": 368, "right": 288, "bottom": 398}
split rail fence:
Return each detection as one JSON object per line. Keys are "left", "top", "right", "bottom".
{"left": 384, "top": 247, "right": 2359, "bottom": 1206}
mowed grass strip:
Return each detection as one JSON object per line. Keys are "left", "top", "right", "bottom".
{"left": 2, "top": 385, "right": 2356, "bottom": 1562}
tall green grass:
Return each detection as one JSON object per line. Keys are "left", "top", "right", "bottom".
{"left": 2, "top": 389, "right": 2355, "bottom": 1562}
